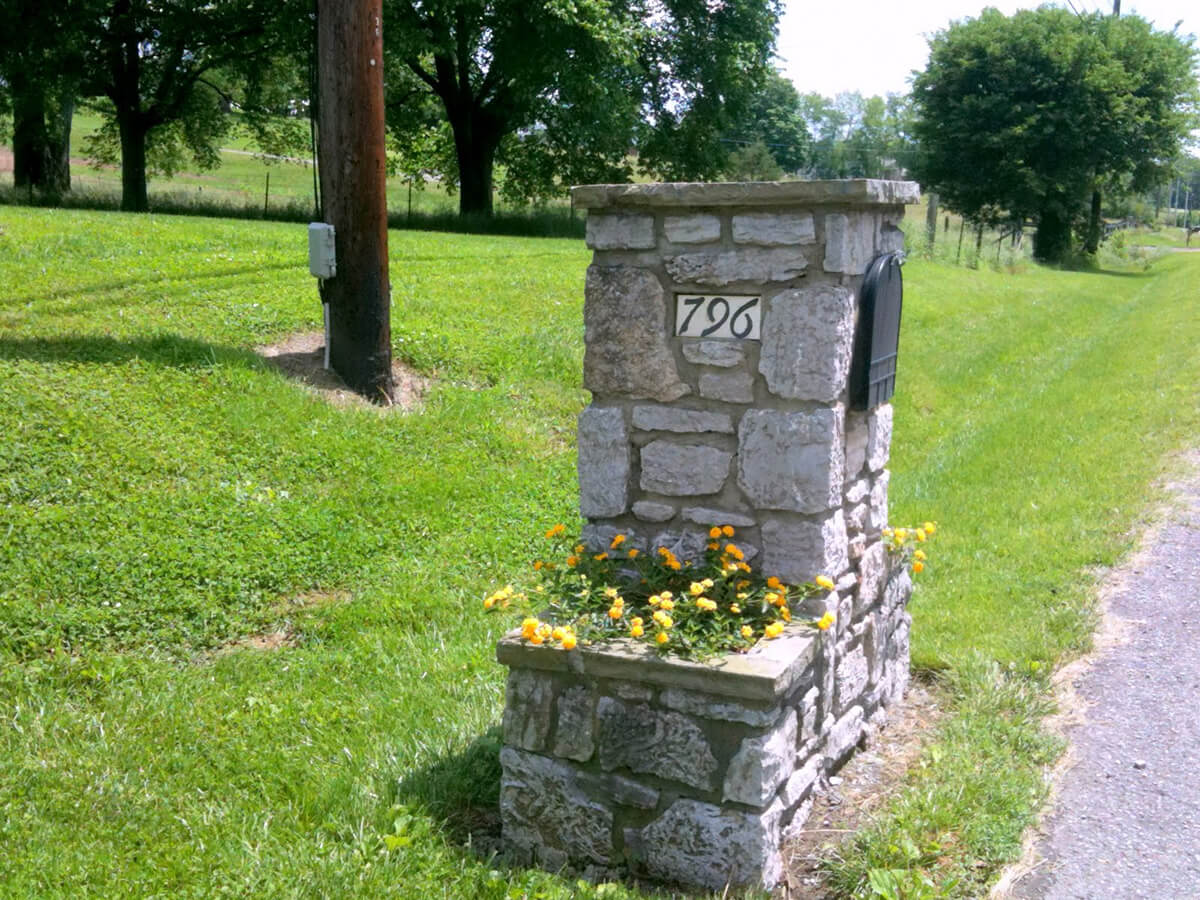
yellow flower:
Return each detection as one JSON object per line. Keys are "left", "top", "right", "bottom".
{"left": 766, "top": 576, "right": 782, "bottom": 590}
{"left": 529, "top": 633, "right": 545, "bottom": 645}
{"left": 923, "top": 521, "right": 937, "bottom": 534}
{"left": 816, "top": 612, "right": 835, "bottom": 631}
{"left": 722, "top": 525, "right": 735, "bottom": 538}
{"left": 545, "top": 524, "right": 565, "bottom": 539}
{"left": 913, "top": 560, "right": 925, "bottom": 574}
{"left": 894, "top": 528, "right": 908, "bottom": 541}
{"left": 551, "top": 626, "right": 565, "bottom": 641}
{"left": 707, "top": 542, "right": 720, "bottom": 551}
{"left": 566, "top": 555, "right": 579, "bottom": 567}
{"left": 690, "top": 581, "right": 705, "bottom": 596}
{"left": 730, "top": 603, "right": 741, "bottom": 615}
{"left": 483, "top": 596, "right": 496, "bottom": 610}
{"left": 652, "top": 611, "right": 673, "bottom": 628}
{"left": 741, "top": 625, "right": 753, "bottom": 639}
{"left": 608, "top": 606, "right": 623, "bottom": 620}
{"left": 575, "top": 544, "right": 585, "bottom": 554}
{"left": 521, "top": 617, "right": 540, "bottom": 639}
{"left": 611, "top": 533, "right": 627, "bottom": 549}
{"left": 627, "top": 548, "right": 640, "bottom": 559}
{"left": 667, "top": 559, "right": 682, "bottom": 571}
{"left": 630, "top": 624, "right": 644, "bottom": 638}
{"left": 696, "top": 598, "right": 717, "bottom": 612}
{"left": 765, "top": 591, "right": 783, "bottom": 607}
{"left": 916, "top": 529, "right": 927, "bottom": 542}
{"left": 533, "top": 560, "right": 544, "bottom": 571}
{"left": 725, "top": 543, "right": 744, "bottom": 560}
{"left": 604, "top": 586, "right": 620, "bottom": 599}
{"left": 659, "top": 591, "right": 673, "bottom": 600}
{"left": 736, "top": 580, "right": 750, "bottom": 590}
{"left": 594, "top": 552, "right": 609, "bottom": 561}
{"left": 701, "top": 578, "right": 714, "bottom": 589}
{"left": 649, "top": 595, "right": 661, "bottom": 607}
{"left": 815, "top": 575, "right": 835, "bottom": 591}
{"left": 630, "top": 617, "right": 643, "bottom": 627}
{"left": 913, "top": 549, "right": 927, "bottom": 561}
{"left": 764, "top": 622, "right": 784, "bottom": 639}
{"left": 656, "top": 631, "right": 669, "bottom": 645}
{"left": 708, "top": 526, "right": 722, "bottom": 539}
{"left": 561, "top": 633, "right": 577, "bottom": 650}
{"left": 882, "top": 527, "right": 893, "bottom": 537}
{"left": 537, "top": 623, "right": 553, "bottom": 639}
{"left": 659, "top": 597, "right": 675, "bottom": 611}
{"left": 780, "top": 606, "right": 791, "bottom": 622}
{"left": 737, "top": 562, "right": 751, "bottom": 573}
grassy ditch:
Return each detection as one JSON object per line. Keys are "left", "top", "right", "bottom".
{"left": 0, "top": 207, "right": 1197, "bottom": 896}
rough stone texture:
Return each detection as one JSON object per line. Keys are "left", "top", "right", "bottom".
{"left": 681, "top": 507, "right": 757, "bottom": 528}
{"left": 880, "top": 222, "right": 905, "bottom": 254}
{"left": 632, "top": 500, "right": 675, "bottom": 523}
{"left": 863, "top": 613, "right": 885, "bottom": 690}
{"left": 867, "top": 404, "right": 893, "bottom": 472}
{"left": 577, "top": 407, "right": 630, "bottom": 518}
{"left": 632, "top": 405, "right": 734, "bottom": 434}
{"left": 665, "top": 247, "right": 807, "bottom": 287}
{"left": 597, "top": 697, "right": 719, "bottom": 791}
{"left": 845, "top": 502, "right": 868, "bottom": 534}
{"left": 681, "top": 341, "right": 746, "bottom": 368}
{"left": 581, "top": 523, "right": 646, "bottom": 555}
{"left": 738, "top": 408, "right": 844, "bottom": 513}
{"left": 780, "top": 756, "right": 822, "bottom": 809}
{"left": 640, "top": 441, "right": 732, "bottom": 497}
{"left": 659, "top": 687, "right": 781, "bottom": 727}
{"left": 855, "top": 541, "right": 888, "bottom": 617}
{"left": 732, "top": 212, "right": 815, "bottom": 246}
{"left": 724, "top": 710, "right": 798, "bottom": 806}
{"left": 553, "top": 686, "right": 595, "bottom": 761}
{"left": 664, "top": 214, "right": 721, "bottom": 244}
{"left": 586, "top": 212, "right": 656, "bottom": 250}
{"left": 759, "top": 285, "right": 855, "bottom": 402}
{"left": 503, "top": 669, "right": 554, "bottom": 751}
{"left": 760, "top": 512, "right": 849, "bottom": 585}
{"left": 835, "top": 643, "right": 869, "bottom": 716}
{"left": 844, "top": 411, "right": 869, "bottom": 483}
{"left": 882, "top": 568, "right": 912, "bottom": 617}
{"left": 868, "top": 471, "right": 890, "bottom": 536}
{"left": 637, "top": 799, "right": 784, "bottom": 891}
{"left": 583, "top": 266, "right": 689, "bottom": 402}
{"left": 823, "top": 212, "right": 875, "bottom": 274}
{"left": 577, "top": 771, "right": 659, "bottom": 809}
{"left": 825, "top": 705, "right": 866, "bottom": 766}
{"left": 610, "top": 681, "right": 654, "bottom": 703}
{"left": 572, "top": 179, "right": 920, "bottom": 209}
{"left": 698, "top": 371, "right": 756, "bottom": 403}
{"left": 500, "top": 748, "right": 614, "bottom": 864}
{"left": 649, "top": 530, "right": 711, "bottom": 567}
{"left": 888, "top": 613, "right": 912, "bottom": 701}
{"left": 846, "top": 476, "right": 870, "bottom": 505}
{"left": 800, "top": 686, "right": 821, "bottom": 745}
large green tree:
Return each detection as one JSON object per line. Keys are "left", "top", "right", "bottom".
{"left": 722, "top": 68, "right": 810, "bottom": 175}
{"left": 911, "top": 7, "right": 1198, "bottom": 262}
{"left": 385, "top": 0, "right": 780, "bottom": 215}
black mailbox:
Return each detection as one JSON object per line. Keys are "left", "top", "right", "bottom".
{"left": 849, "top": 252, "right": 904, "bottom": 410}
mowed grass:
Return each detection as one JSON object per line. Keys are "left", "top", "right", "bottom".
{"left": 1, "top": 206, "right": 1198, "bottom": 897}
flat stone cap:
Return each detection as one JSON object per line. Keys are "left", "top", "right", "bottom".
{"left": 571, "top": 179, "right": 920, "bottom": 210}
{"left": 496, "top": 625, "right": 818, "bottom": 702}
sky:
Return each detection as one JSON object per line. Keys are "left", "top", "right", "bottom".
{"left": 776, "top": 0, "right": 1199, "bottom": 98}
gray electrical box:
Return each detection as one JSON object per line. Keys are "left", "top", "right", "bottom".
{"left": 308, "top": 222, "right": 336, "bottom": 279}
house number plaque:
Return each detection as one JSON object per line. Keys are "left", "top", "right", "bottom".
{"left": 675, "top": 294, "right": 761, "bottom": 340}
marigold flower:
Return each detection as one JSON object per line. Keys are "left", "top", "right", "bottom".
{"left": 707, "top": 542, "right": 720, "bottom": 551}
{"left": 923, "top": 521, "right": 937, "bottom": 534}
{"left": 659, "top": 591, "right": 673, "bottom": 600}
{"left": 730, "top": 603, "right": 741, "bottom": 615}
{"left": 551, "top": 626, "right": 565, "bottom": 641}
{"left": 648, "top": 595, "right": 661, "bottom": 607}
{"left": 574, "top": 544, "right": 585, "bottom": 554}
{"left": 815, "top": 575, "right": 835, "bottom": 591}
{"left": 722, "top": 525, "right": 735, "bottom": 538}
{"left": 741, "top": 625, "right": 753, "bottom": 639}
{"left": 537, "top": 623, "right": 553, "bottom": 639}
{"left": 630, "top": 617, "right": 643, "bottom": 628}
{"left": 696, "top": 598, "right": 717, "bottom": 612}
{"left": 659, "top": 597, "right": 675, "bottom": 611}
{"left": 708, "top": 526, "right": 722, "bottom": 539}
{"left": 521, "top": 617, "right": 540, "bottom": 639}
{"left": 764, "top": 622, "right": 784, "bottom": 639}
{"left": 737, "top": 562, "right": 751, "bottom": 573}
{"left": 566, "top": 555, "right": 579, "bottom": 567}
{"left": 667, "top": 559, "right": 681, "bottom": 571}
{"left": 894, "top": 528, "right": 908, "bottom": 541}
{"left": 594, "top": 552, "right": 608, "bottom": 561}
{"left": 529, "top": 633, "right": 545, "bottom": 645}
{"left": 545, "top": 524, "right": 565, "bottom": 539}
{"left": 701, "top": 578, "right": 714, "bottom": 589}
{"left": 630, "top": 624, "right": 644, "bottom": 638}
{"left": 916, "top": 529, "right": 927, "bottom": 542}
{"left": 483, "top": 596, "right": 496, "bottom": 610}
{"left": 656, "top": 631, "right": 669, "bottom": 645}
{"left": 652, "top": 611, "right": 673, "bottom": 628}
{"left": 882, "top": 527, "right": 893, "bottom": 537}
{"left": 561, "top": 633, "right": 577, "bottom": 650}
{"left": 657, "top": 546, "right": 670, "bottom": 557}
{"left": 765, "top": 591, "right": 782, "bottom": 607}
{"left": 913, "top": 549, "right": 927, "bottom": 561}
{"left": 780, "top": 606, "right": 791, "bottom": 622}
{"left": 627, "top": 548, "right": 640, "bottom": 559}
{"left": 608, "top": 606, "right": 623, "bottom": 619}
{"left": 816, "top": 612, "right": 835, "bottom": 631}
{"left": 913, "top": 560, "right": 925, "bottom": 574}
{"left": 766, "top": 576, "right": 782, "bottom": 590}
{"left": 604, "top": 586, "right": 619, "bottom": 599}
{"left": 610, "top": 534, "right": 627, "bottom": 549}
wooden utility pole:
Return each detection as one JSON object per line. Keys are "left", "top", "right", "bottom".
{"left": 925, "top": 192, "right": 939, "bottom": 253}
{"left": 317, "top": 0, "right": 394, "bottom": 403}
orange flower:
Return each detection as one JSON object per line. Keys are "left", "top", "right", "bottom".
{"left": 708, "top": 526, "right": 722, "bottom": 539}
{"left": 913, "top": 560, "right": 925, "bottom": 574}
{"left": 544, "top": 524, "right": 565, "bottom": 539}
{"left": 722, "top": 525, "right": 735, "bottom": 538}
{"left": 610, "top": 533, "right": 627, "bottom": 549}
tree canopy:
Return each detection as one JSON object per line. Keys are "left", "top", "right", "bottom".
{"left": 911, "top": 7, "right": 1199, "bottom": 261}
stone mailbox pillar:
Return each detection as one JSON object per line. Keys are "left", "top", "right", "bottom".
{"left": 497, "top": 180, "right": 921, "bottom": 892}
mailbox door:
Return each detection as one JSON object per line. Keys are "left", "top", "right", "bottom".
{"left": 849, "top": 252, "right": 904, "bottom": 410}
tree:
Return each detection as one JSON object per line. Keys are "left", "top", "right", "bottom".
{"left": 911, "top": 7, "right": 1198, "bottom": 262}
{"left": 385, "top": 0, "right": 780, "bottom": 215}
{"left": 77, "top": 0, "right": 301, "bottom": 212}
{"left": 722, "top": 68, "right": 809, "bottom": 174}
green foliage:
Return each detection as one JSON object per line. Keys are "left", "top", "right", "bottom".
{"left": 723, "top": 68, "right": 810, "bottom": 173}
{"left": 799, "top": 91, "right": 915, "bottom": 179}
{"left": 723, "top": 140, "right": 784, "bottom": 181}
{"left": 911, "top": 7, "right": 1200, "bottom": 262}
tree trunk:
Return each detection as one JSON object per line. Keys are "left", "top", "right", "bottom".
{"left": 1034, "top": 197, "right": 1072, "bottom": 263}
{"left": 451, "top": 115, "right": 500, "bottom": 216}
{"left": 317, "top": 0, "right": 394, "bottom": 403}
{"left": 1084, "top": 186, "right": 1102, "bottom": 255}
{"left": 11, "top": 76, "right": 48, "bottom": 191}
{"left": 924, "top": 192, "right": 938, "bottom": 252}
{"left": 118, "top": 114, "right": 150, "bottom": 212}
{"left": 46, "top": 96, "right": 74, "bottom": 196}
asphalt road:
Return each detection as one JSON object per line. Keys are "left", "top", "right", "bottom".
{"left": 1010, "top": 454, "right": 1200, "bottom": 898}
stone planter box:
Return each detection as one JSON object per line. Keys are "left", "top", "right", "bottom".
{"left": 496, "top": 563, "right": 914, "bottom": 892}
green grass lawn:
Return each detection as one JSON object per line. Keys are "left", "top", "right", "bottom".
{"left": 1, "top": 206, "right": 1198, "bottom": 897}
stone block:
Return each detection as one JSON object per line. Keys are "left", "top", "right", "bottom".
{"left": 823, "top": 213, "right": 875, "bottom": 274}
{"left": 843, "top": 410, "right": 869, "bottom": 482}
{"left": 835, "top": 643, "right": 869, "bottom": 715}
{"left": 581, "top": 523, "right": 645, "bottom": 555}
{"left": 855, "top": 541, "right": 887, "bottom": 617}
{"left": 760, "top": 512, "right": 849, "bottom": 586}
{"left": 664, "top": 214, "right": 721, "bottom": 244}
{"left": 681, "top": 341, "right": 746, "bottom": 368}
{"left": 882, "top": 567, "right": 912, "bottom": 617}
{"left": 554, "top": 686, "right": 595, "bottom": 761}
{"left": 780, "top": 756, "right": 822, "bottom": 809}
{"left": 577, "top": 406, "right": 630, "bottom": 518}
{"left": 586, "top": 213, "right": 655, "bottom": 250}
{"left": 503, "top": 669, "right": 554, "bottom": 751}
{"left": 880, "top": 222, "right": 905, "bottom": 253}
{"left": 867, "top": 471, "right": 889, "bottom": 536}
{"left": 845, "top": 476, "right": 870, "bottom": 505}
{"left": 610, "top": 680, "right": 654, "bottom": 702}
{"left": 737, "top": 408, "right": 844, "bottom": 513}
{"left": 863, "top": 613, "right": 885, "bottom": 689}
{"left": 640, "top": 441, "right": 732, "bottom": 497}
{"left": 636, "top": 798, "right": 784, "bottom": 891}
{"left": 724, "top": 710, "right": 798, "bottom": 806}
{"left": 845, "top": 502, "right": 867, "bottom": 535}
{"left": 632, "top": 405, "right": 734, "bottom": 434}
{"left": 649, "top": 529, "right": 710, "bottom": 566}
{"left": 583, "top": 265, "right": 689, "bottom": 402}
{"left": 665, "top": 247, "right": 807, "bottom": 287}
{"left": 632, "top": 500, "right": 675, "bottom": 523}
{"left": 758, "top": 285, "right": 855, "bottom": 402}
{"left": 680, "top": 507, "right": 756, "bottom": 528}
{"left": 659, "top": 687, "right": 781, "bottom": 727}
{"left": 577, "top": 771, "right": 659, "bottom": 809}
{"left": 800, "top": 686, "right": 820, "bottom": 745}
{"left": 732, "top": 212, "right": 815, "bottom": 246}
{"left": 500, "top": 747, "right": 613, "bottom": 865}
{"left": 867, "top": 404, "right": 893, "bottom": 472}
{"left": 825, "top": 705, "right": 865, "bottom": 766}
{"left": 698, "top": 371, "right": 755, "bottom": 403}
{"left": 596, "top": 697, "right": 719, "bottom": 791}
